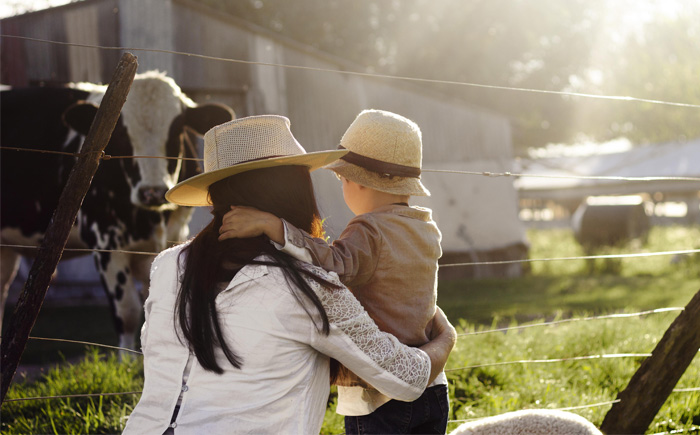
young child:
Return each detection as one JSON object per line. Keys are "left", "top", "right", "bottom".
{"left": 219, "top": 109, "right": 449, "bottom": 434}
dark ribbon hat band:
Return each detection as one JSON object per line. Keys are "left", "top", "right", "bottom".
{"left": 338, "top": 146, "right": 421, "bottom": 178}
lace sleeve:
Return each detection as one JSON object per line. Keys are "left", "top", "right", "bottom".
{"left": 303, "top": 265, "right": 430, "bottom": 401}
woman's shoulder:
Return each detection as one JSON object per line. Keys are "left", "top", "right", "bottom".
{"left": 155, "top": 241, "right": 190, "bottom": 261}
{"left": 150, "top": 241, "right": 191, "bottom": 275}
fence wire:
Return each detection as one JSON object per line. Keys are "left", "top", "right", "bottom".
{"left": 447, "top": 399, "right": 622, "bottom": 424}
{"left": 649, "top": 426, "right": 700, "bottom": 435}
{"left": 8, "top": 387, "right": 698, "bottom": 405}
{"left": 457, "top": 307, "right": 684, "bottom": 337}
{"left": 445, "top": 353, "right": 653, "bottom": 372}
{"left": 21, "top": 306, "right": 684, "bottom": 353}
{"left": 3, "top": 34, "right": 700, "bottom": 110}
{"left": 27, "top": 336, "right": 143, "bottom": 355}
{"left": 2, "top": 243, "right": 698, "bottom": 265}
{"left": 4, "top": 146, "right": 700, "bottom": 184}
{"left": 3, "top": 391, "right": 142, "bottom": 403}
{"left": 440, "top": 249, "right": 700, "bottom": 268}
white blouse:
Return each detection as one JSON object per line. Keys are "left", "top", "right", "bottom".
{"left": 123, "top": 243, "right": 431, "bottom": 435}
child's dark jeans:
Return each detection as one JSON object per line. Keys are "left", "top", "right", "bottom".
{"left": 344, "top": 384, "right": 449, "bottom": 434}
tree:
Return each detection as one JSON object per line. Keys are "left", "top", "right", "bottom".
{"left": 197, "top": 0, "right": 700, "bottom": 154}
{"left": 593, "top": 7, "right": 700, "bottom": 145}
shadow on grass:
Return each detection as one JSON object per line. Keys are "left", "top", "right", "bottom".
{"left": 2, "top": 303, "right": 120, "bottom": 365}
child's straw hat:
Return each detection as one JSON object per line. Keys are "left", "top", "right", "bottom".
{"left": 325, "top": 109, "right": 430, "bottom": 196}
{"left": 166, "top": 115, "right": 347, "bottom": 206}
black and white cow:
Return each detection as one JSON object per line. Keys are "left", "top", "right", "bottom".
{"left": 1, "top": 71, "right": 234, "bottom": 350}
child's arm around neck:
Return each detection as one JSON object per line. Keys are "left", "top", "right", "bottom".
{"left": 219, "top": 206, "right": 284, "bottom": 245}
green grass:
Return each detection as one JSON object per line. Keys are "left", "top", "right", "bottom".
{"left": 442, "top": 312, "right": 700, "bottom": 435}
{"left": 439, "top": 226, "right": 700, "bottom": 326}
{"left": 2, "top": 226, "right": 699, "bottom": 434}
{"left": 2, "top": 349, "right": 142, "bottom": 434}
{"left": 439, "top": 272, "right": 699, "bottom": 327}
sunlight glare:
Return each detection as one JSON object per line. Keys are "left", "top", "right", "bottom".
{"left": 0, "top": 0, "right": 73, "bottom": 18}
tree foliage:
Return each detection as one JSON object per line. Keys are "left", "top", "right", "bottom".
{"left": 196, "top": 0, "right": 700, "bottom": 154}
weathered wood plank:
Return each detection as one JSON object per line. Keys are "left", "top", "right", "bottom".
{"left": 600, "top": 288, "right": 700, "bottom": 434}
{"left": 0, "top": 52, "right": 138, "bottom": 404}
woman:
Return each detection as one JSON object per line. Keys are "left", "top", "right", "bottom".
{"left": 123, "top": 115, "right": 455, "bottom": 435}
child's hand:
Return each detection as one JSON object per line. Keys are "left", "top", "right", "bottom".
{"left": 219, "top": 206, "right": 284, "bottom": 243}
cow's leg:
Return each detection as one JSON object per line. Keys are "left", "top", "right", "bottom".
{"left": 0, "top": 248, "right": 22, "bottom": 331}
{"left": 94, "top": 251, "right": 143, "bottom": 354}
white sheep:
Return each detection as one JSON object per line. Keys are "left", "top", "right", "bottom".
{"left": 449, "top": 409, "right": 603, "bottom": 435}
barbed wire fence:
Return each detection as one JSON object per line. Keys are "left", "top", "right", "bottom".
{"left": 1, "top": 33, "right": 699, "bottom": 433}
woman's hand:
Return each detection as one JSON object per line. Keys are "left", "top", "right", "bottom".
{"left": 419, "top": 306, "right": 456, "bottom": 384}
{"left": 218, "top": 206, "right": 284, "bottom": 244}
{"left": 428, "top": 307, "right": 456, "bottom": 343}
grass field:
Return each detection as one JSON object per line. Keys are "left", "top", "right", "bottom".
{"left": 2, "top": 226, "right": 699, "bottom": 434}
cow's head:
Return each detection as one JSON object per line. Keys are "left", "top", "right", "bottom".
{"left": 63, "top": 71, "right": 234, "bottom": 210}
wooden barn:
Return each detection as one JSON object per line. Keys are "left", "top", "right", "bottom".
{"left": 1, "top": 0, "right": 528, "bottom": 293}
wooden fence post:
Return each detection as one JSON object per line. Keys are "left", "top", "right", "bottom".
{"left": 0, "top": 53, "right": 138, "bottom": 404}
{"left": 600, "top": 287, "right": 700, "bottom": 434}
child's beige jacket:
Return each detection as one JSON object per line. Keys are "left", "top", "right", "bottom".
{"left": 282, "top": 203, "right": 441, "bottom": 345}
{"left": 278, "top": 203, "right": 444, "bottom": 415}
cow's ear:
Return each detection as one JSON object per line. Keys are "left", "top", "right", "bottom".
{"left": 63, "top": 101, "right": 99, "bottom": 135}
{"left": 183, "top": 104, "right": 235, "bottom": 135}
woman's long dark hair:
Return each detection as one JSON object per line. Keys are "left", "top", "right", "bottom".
{"left": 176, "top": 165, "right": 338, "bottom": 374}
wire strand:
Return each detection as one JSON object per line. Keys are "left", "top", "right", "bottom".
{"left": 0, "top": 146, "right": 203, "bottom": 162}
{"left": 0, "top": 243, "right": 161, "bottom": 256}
{"left": 423, "top": 168, "right": 700, "bottom": 182}
{"left": 445, "top": 353, "right": 652, "bottom": 372}
{"left": 440, "top": 248, "right": 700, "bottom": 267}
{"left": 5, "top": 146, "right": 700, "bottom": 183}
{"left": 3, "top": 244, "right": 698, "bottom": 263}
{"left": 27, "top": 336, "right": 142, "bottom": 355}
{"left": 3, "top": 34, "right": 700, "bottom": 110}
{"left": 672, "top": 387, "right": 700, "bottom": 393}
{"left": 457, "top": 307, "right": 684, "bottom": 337}
{"left": 103, "top": 154, "right": 202, "bottom": 161}
{"left": 447, "top": 400, "right": 622, "bottom": 424}
{"left": 3, "top": 391, "right": 142, "bottom": 403}
{"left": 6, "top": 385, "right": 697, "bottom": 404}
{"left": 555, "top": 400, "right": 620, "bottom": 411}
{"left": 0, "top": 146, "right": 83, "bottom": 157}
{"left": 648, "top": 426, "right": 700, "bottom": 435}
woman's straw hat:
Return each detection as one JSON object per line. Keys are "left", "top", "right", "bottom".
{"left": 325, "top": 109, "right": 430, "bottom": 196}
{"left": 166, "top": 115, "right": 347, "bottom": 206}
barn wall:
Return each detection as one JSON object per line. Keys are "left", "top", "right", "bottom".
{"left": 1, "top": 0, "right": 528, "bottom": 279}
{"left": 170, "top": 2, "right": 250, "bottom": 116}
{"left": 118, "top": 0, "right": 174, "bottom": 73}
{"left": 0, "top": 0, "right": 120, "bottom": 85}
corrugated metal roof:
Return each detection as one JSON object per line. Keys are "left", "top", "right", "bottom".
{"left": 516, "top": 139, "right": 700, "bottom": 198}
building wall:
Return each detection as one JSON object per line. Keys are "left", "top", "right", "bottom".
{"left": 1, "top": 0, "right": 120, "bottom": 85}
{"left": 1, "top": 0, "right": 528, "bottom": 282}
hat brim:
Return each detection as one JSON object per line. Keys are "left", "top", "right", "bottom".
{"left": 325, "top": 159, "right": 430, "bottom": 197}
{"left": 166, "top": 149, "right": 348, "bottom": 206}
